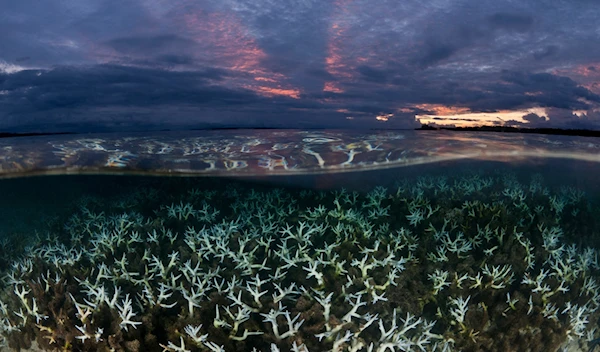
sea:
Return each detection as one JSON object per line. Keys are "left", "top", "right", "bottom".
{"left": 0, "top": 130, "right": 599, "bottom": 352}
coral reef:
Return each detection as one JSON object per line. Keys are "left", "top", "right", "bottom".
{"left": 0, "top": 171, "right": 599, "bottom": 351}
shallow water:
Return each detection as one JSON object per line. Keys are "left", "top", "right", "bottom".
{"left": 0, "top": 157, "right": 599, "bottom": 352}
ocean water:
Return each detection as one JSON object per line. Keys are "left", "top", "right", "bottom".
{"left": 0, "top": 158, "right": 599, "bottom": 352}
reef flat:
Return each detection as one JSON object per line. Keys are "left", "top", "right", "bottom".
{"left": 0, "top": 171, "right": 599, "bottom": 352}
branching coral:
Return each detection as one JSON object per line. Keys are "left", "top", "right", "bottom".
{"left": 0, "top": 171, "right": 598, "bottom": 351}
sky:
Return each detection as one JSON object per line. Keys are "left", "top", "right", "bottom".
{"left": 1, "top": 0, "right": 600, "bottom": 133}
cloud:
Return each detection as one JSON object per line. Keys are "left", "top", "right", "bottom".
{"left": 0, "top": 64, "right": 356, "bottom": 132}
{"left": 0, "top": 65, "right": 248, "bottom": 129}
{"left": 105, "top": 35, "right": 197, "bottom": 56}
{"left": 0, "top": 61, "right": 32, "bottom": 74}
{"left": 487, "top": 13, "right": 534, "bottom": 32}
{"left": 543, "top": 108, "right": 600, "bottom": 129}
{"left": 1, "top": 0, "right": 600, "bottom": 131}
{"left": 472, "top": 71, "right": 600, "bottom": 111}
{"left": 533, "top": 45, "right": 559, "bottom": 61}
{"left": 522, "top": 112, "right": 546, "bottom": 123}
{"left": 357, "top": 65, "right": 390, "bottom": 84}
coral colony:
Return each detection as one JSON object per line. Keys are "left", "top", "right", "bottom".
{"left": 0, "top": 171, "right": 599, "bottom": 352}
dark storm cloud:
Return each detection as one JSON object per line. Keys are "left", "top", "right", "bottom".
{"left": 0, "top": 64, "right": 352, "bottom": 132}
{"left": 0, "top": 65, "right": 240, "bottom": 111}
{"left": 0, "top": 65, "right": 246, "bottom": 128}
{"left": 1, "top": 0, "right": 600, "bottom": 131}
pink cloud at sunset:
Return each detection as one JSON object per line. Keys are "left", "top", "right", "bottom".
{"left": 179, "top": 10, "right": 301, "bottom": 99}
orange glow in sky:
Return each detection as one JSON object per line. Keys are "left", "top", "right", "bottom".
{"left": 413, "top": 104, "right": 471, "bottom": 116}
{"left": 376, "top": 113, "right": 393, "bottom": 121}
{"left": 254, "top": 86, "right": 301, "bottom": 99}
{"left": 416, "top": 107, "right": 548, "bottom": 127}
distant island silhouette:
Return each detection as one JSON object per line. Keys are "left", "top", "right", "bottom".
{"left": 416, "top": 124, "right": 600, "bottom": 137}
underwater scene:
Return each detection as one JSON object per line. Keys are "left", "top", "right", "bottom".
{"left": 1, "top": 163, "right": 600, "bottom": 352}
{"left": 0, "top": 131, "right": 600, "bottom": 352}
{"left": 5, "top": 0, "right": 600, "bottom": 350}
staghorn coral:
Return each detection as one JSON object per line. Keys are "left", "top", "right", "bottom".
{"left": 0, "top": 171, "right": 598, "bottom": 351}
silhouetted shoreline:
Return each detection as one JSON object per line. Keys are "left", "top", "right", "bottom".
{"left": 416, "top": 124, "right": 600, "bottom": 137}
